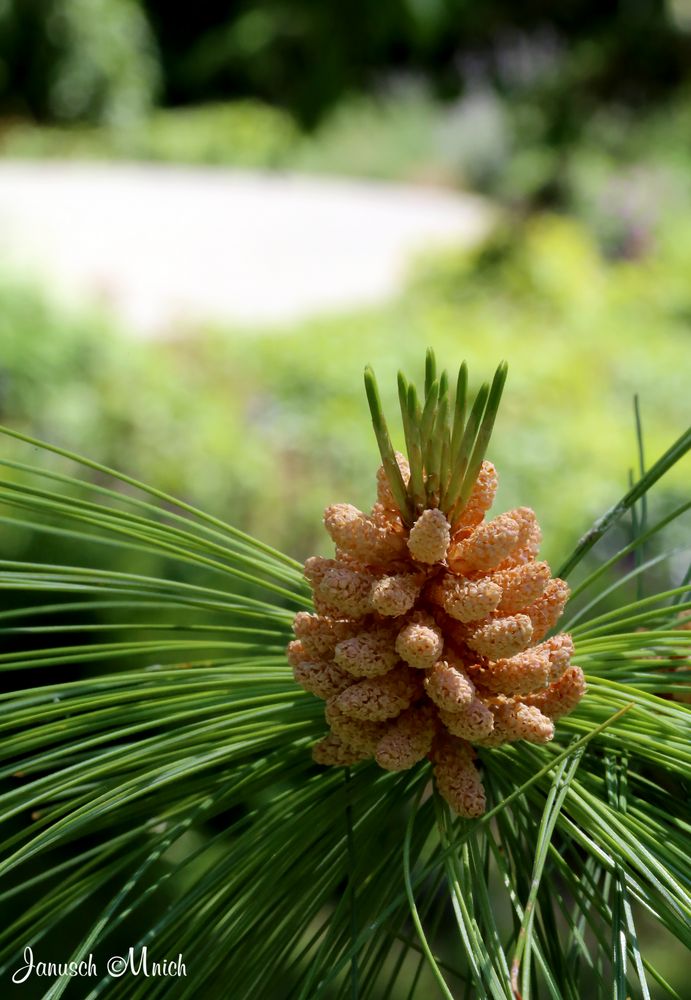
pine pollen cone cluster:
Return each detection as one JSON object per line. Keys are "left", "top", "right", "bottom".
{"left": 288, "top": 455, "right": 586, "bottom": 818}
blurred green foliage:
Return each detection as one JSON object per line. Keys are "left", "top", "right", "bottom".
{"left": 1, "top": 213, "right": 687, "bottom": 569}
{"left": 0, "top": 0, "right": 159, "bottom": 125}
{"left": 131, "top": 100, "right": 298, "bottom": 165}
{"left": 2, "top": 0, "right": 690, "bottom": 171}
{"left": 0, "top": 99, "right": 298, "bottom": 167}
{"left": 137, "top": 1, "right": 691, "bottom": 125}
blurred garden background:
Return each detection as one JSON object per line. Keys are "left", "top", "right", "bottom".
{"left": 0, "top": 3, "right": 690, "bottom": 995}
{"left": 0, "top": 0, "right": 689, "bottom": 568}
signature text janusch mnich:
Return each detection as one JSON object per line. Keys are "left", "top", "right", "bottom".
{"left": 12, "top": 946, "right": 187, "bottom": 983}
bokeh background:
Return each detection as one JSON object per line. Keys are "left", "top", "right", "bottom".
{"left": 0, "top": 3, "right": 690, "bottom": 995}
{"left": 0, "top": 0, "right": 689, "bottom": 565}
{"left": 1, "top": 0, "right": 690, "bottom": 569}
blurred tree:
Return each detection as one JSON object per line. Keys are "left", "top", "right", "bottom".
{"left": 2, "top": 1, "right": 690, "bottom": 129}
{"left": 140, "top": 0, "right": 691, "bottom": 125}
{"left": 0, "top": 0, "right": 160, "bottom": 124}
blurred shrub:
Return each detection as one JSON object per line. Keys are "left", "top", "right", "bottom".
{"left": 291, "top": 84, "right": 510, "bottom": 189}
{"left": 134, "top": 100, "right": 298, "bottom": 165}
{"left": 0, "top": 0, "right": 159, "bottom": 125}
{"left": 292, "top": 88, "right": 451, "bottom": 184}
{"left": 0, "top": 212, "right": 687, "bottom": 571}
{"left": 0, "top": 100, "right": 298, "bottom": 167}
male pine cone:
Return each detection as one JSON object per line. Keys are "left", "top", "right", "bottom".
{"left": 289, "top": 455, "right": 585, "bottom": 817}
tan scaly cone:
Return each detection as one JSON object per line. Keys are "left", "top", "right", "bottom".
{"left": 293, "top": 454, "right": 584, "bottom": 818}
{"left": 293, "top": 356, "right": 584, "bottom": 817}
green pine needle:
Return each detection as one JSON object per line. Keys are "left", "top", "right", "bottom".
{"left": 364, "top": 367, "right": 414, "bottom": 525}
{"left": 454, "top": 360, "right": 508, "bottom": 518}
{"left": 406, "top": 383, "right": 427, "bottom": 513}
{"left": 445, "top": 380, "right": 490, "bottom": 519}
{"left": 367, "top": 356, "right": 508, "bottom": 525}
{"left": 424, "top": 348, "right": 437, "bottom": 399}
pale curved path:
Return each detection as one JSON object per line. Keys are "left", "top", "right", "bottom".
{"left": 0, "top": 161, "right": 492, "bottom": 337}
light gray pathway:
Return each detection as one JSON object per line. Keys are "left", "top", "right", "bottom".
{"left": 0, "top": 161, "right": 492, "bottom": 336}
